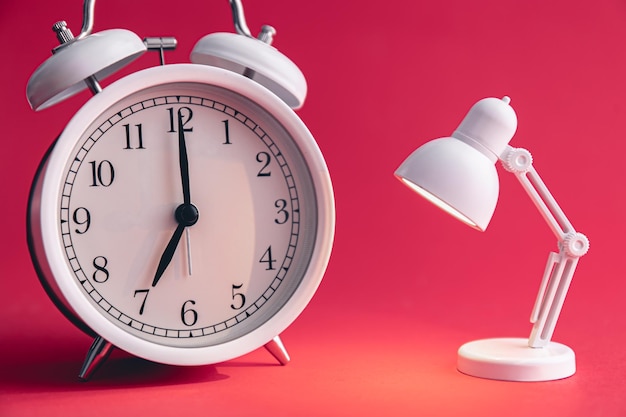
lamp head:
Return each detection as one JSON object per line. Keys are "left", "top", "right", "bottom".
{"left": 395, "top": 97, "right": 518, "bottom": 231}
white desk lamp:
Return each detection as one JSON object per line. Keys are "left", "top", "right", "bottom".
{"left": 395, "top": 96, "right": 589, "bottom": 381}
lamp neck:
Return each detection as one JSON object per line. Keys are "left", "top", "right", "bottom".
{"left": 452, "top": 130, "right": 500, "bottom": 163}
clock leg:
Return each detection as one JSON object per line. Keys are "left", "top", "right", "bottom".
{"left": 264, "top": 335, "right": 290, "bottom": 365}
{"left": 78, "top": 336, "right": 115, "bottom": 381}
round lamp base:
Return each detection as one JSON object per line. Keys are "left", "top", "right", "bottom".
{"left": 457, "top": 337, "right": 575, "bottom": 382}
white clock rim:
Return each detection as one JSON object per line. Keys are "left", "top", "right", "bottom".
{"left": 39, "top": 63, "right": 335, "bottom": 365}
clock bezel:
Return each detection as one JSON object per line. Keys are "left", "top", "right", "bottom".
{"left": 31, "top": 63, "right": 335, "bottom": 365}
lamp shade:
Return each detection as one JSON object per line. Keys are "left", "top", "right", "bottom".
{"left": 394, "top": 97, "right": 518, "bottom": 231}
{"left": 395, "top": 137, "right": 499, "bottom": 231}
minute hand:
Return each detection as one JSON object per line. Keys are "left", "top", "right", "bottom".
{"left": 178, "top": 113, "right": 192, "bottom": 205}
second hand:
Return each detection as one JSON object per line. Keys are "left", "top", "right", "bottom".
{"left": 185, "top": 228, "right": 193, "bottom": 276}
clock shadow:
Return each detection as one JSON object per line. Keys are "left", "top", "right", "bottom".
{"left": 2, "top": 354, "right": 229, "bottom": 391}
{"left": 0, "top": 317, "right": 285, "bottom": 392}
{"left": 1, "top": 342, "right": 285, "bottom": 392}
{"left": 0, "top": 332, "right": 229, "bottom": 390}
{"left": 83, "top": 355, "right": 282, "bottom": 388}
{"left": 83, "top": 356, "right": 231, "bottom": 388}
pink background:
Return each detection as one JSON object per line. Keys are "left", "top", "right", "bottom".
{"left": 2, "top": 0, "right": 625, "bottom": 415}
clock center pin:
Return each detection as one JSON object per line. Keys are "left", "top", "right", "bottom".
{"left": 175, "top": 203, "right": 199, "bottom": 227}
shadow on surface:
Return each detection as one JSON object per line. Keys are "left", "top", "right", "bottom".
{"left": 1, "top": 354, "right": 229, "bottom": 391}
{"left": 0, "top": 335, "right": 280, "bottom": 392}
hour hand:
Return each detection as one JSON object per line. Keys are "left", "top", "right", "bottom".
{"left": 151, "top": 202, "right": 199, "bottom": 287}
{"left": 151, "top": 223, "right": 185, "bottom": 287}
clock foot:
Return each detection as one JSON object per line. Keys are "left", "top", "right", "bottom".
{"left": 78, "top": 336, "right": 115, "bottom": 381}
{"left": 264, "top": 335, "right": 290, "bottom": 365}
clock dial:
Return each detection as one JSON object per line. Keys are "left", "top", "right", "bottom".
{"left": 54, "top": 81, "right": 318, "bottom": 348}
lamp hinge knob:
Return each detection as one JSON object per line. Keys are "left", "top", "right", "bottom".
{"left": 563, "top": 232, "right": 589, "bottom": 258}
{"left": 502, "top": 147, "right": 533, "bottom": 174}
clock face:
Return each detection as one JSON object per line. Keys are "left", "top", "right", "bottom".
{"left": 32, "top": 65, "right": 334, "bottom": 363}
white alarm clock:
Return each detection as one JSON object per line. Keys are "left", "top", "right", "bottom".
{"left": 26, "top": 0, "right": 334, "bottom": 380}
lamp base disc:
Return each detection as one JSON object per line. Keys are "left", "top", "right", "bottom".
{"left": 457, "top": 337, "right": 575, "bottom": 382}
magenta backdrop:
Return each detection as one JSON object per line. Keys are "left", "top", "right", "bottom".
{"left": 1, "top": 0, "right": 624, "bottom": 416}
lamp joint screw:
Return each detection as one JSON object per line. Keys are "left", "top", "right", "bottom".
{"left": 502, "top": 147, "right": 533, "bottom": 174}
{"left": 563, "top": 232, "right": 589, "bottom": 258}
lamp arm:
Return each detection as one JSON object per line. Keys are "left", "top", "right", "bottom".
{"left": 500, "top": 145, "right": 589, "bottom": 348}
